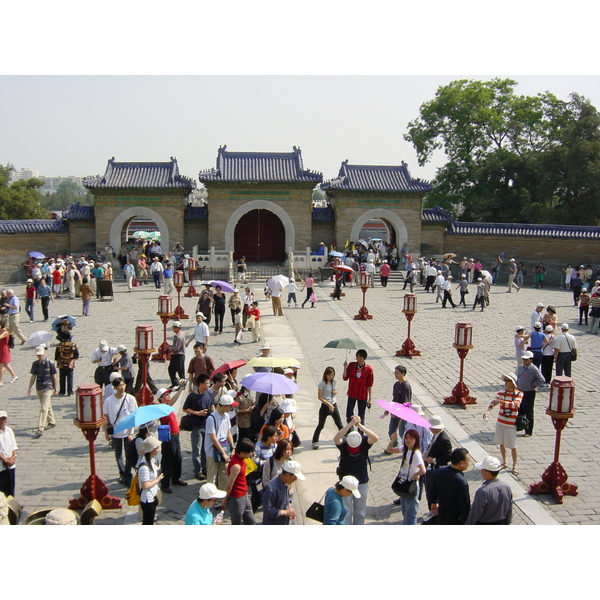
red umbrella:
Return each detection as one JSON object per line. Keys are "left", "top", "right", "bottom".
{"left": 211, "top": 359, "right": 248, "bottom": 379}
{"left": 376, "top": 400, "right": 431, "bottom": 428}
{"left": 334, "top": 265, "right": 353, "bottom": 273}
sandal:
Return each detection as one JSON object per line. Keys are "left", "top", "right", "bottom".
{"left": 499, "top": 463, "right": 507, "bottom": 470}
{"left": 512, "top": 466, "right": 519, "bottom": 475}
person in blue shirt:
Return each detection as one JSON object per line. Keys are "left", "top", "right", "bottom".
{"left": 185, "top": 482, "right": 226, "bottom": 525}
{"left": 262, "top": 460, "right": 305, "bottom": 525}
{"left": 323, "top": 476, "right": 360, "bottom": 525}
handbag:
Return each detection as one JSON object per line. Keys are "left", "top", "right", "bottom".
{"left": 305, "top": 491, "right": 326, "bottom": 523}
{"left": 516, "top": 414, "right": 529, "bottom": 432}
{"left": 291, "top": 429, "right": 301, "bottom": 448}
{"left": 7, "top": 334, "right": 14, "bottom": 349}
{"left": 310, "top": 292, "right": 317, "bottom": 303}
{"left": 179, "top": 414, "right": 193, "bottom": 431}
{"left": 565, "top": 336, "right": 577, "bottom": 362}
{"left": 391, "top": 448, "right": 418, "bottom": 499}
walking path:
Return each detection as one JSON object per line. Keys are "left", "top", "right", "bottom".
{"left": 2, "top": 273, "right": 597, "bottom": 524}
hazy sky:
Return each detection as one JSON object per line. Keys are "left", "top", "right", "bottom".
{"left": 2, "top": 75, "right": 600, "bottom": 185}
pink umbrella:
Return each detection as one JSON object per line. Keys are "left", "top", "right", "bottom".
{"left": 376, "top": 400, "right": 431, "bottom": 428}
{"left": 334, "top": 265, "right": 353, "bottom": 273}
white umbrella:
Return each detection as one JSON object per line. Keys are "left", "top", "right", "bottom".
{"left": 267, "top": 274, "right": 289, "bottom": 289}
{"left": 27, "top": 330, "right": 54, "bottom": 347}
{"left": 481, "top": 270, "right": 493, "bottom": 285}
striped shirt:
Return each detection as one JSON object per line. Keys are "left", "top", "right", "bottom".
{"left": 490, "top": 389, "right": 523, "bottom": 427}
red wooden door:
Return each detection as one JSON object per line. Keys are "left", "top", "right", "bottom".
{"left": 234, "top": 209, "right": 285, "bottom": 262}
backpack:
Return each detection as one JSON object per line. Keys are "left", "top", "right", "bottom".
{"left": 125, "top": 472, "right": 141, "bottom": 506}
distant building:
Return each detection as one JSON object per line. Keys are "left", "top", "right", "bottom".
{"left": 11, "top": 167, "right": 39, "bottom": 182}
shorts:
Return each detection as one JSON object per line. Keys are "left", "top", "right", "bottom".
{"left": 494, "top": 422, "right": 517, "bottom": 449}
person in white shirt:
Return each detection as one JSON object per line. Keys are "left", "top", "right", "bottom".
{"left": 186, "top": 312, "right": 210, "bottom": 348}
{"left": 530, "top": 303, "right": 545, "bottom": 331}
{"left": 149, "top": 257, "right": 164, "bottom": 291}
{"left": 553, "top": 323, "right": 577, "bottom": 377}
{"left": 434, "top": 271, "right": 445, "bottom": 303}
{"left": 0, "top": 410, "right": 18, "bottom": 498}
{"left": 269, "top": 281, "right": 285, "bottom": 316}
{"left": 103, "top": 377, "right": 137, "bottom": 485}
{"left": 287, "top": 278, "right": 299, "bottom": 308}
{"left": 365, "top": 260, "right": 376, "bottom": 287}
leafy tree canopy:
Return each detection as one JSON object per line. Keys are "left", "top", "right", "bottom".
{"left": 0, "top": 163, "right": 50, "bottom": 219}
{"left": 405, "top": 79, "right": 600, "bottom": 225}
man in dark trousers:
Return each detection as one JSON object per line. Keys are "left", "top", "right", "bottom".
{"left": 168, "top": 321, "right": 186, "bottom": 386}
{"left": 342, "top": 349, "right": 374, "bottom": 424}
{"left": 423, "top": 415, "right": 453, "bottom": 510}
{"left": 429, "top": 447, "right": 471, "bottom": 525}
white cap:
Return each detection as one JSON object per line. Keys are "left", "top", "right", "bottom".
{"left": 35, "top": 345, "right": 45, "bottom": 356}
{"left": 283, "top": 368, "right": 294, "bottom": 375}
{"left": 561, "top": 323, "right": 570, "bottom": 330}
{"left": 198, "top": 483, "right": 227, "bottom": 500}
{"left": 99, "top": 340, "right": 109, "bottom": 351}
{"left": 196, "top": 312, "right": 205, "bottom": 318}
{"left": 347, "top": 431, "right": 362, "bottom": 448}
{"left": 0, "top": 410, "right": 7, "bottom": 419}
{"left": 282, "top": 460, "right": 306, "bottom": 480}
{"left": 340, "top": 475, "right": 361, "bottom": 498}
{"left": 155, "top": 388, "right": 169, "bottom": 402}
{"left": 475, "top": 456, "right": 503, "bottom": 472}
{"left": 172, "top": 321, "right": 182, "bottom": 328}
{"left": 279, "top": 400, "right": 296, "bottom": 414}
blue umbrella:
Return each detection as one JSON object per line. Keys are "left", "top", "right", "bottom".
{"left": 29, "top": 251, "right": 45, "bottom": 259}
{"left": 210, "top": 280, "right": 235, "bottom": 293}
{"left": 241, "top": 372, "right": 299, "bottom": 395}
{"left": 329, "top": 251, "right": 344, "bottom": 258}
{"left": 113, "top": 404, "right": 174, "bottom": 434}
{"left": 51, "top": 315, "right": 77, "bottom": 332}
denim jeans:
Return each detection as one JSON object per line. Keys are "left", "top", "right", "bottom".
{"left": 400, "top": 494, "right": 420, "bottom": 525}
{"left": 112, "top": 436, "right": 133, "bottom": 481}
{"left": 191, "top": 426, "right": 207, "bottom": 476}
{"left": 25, "top": 298, "right": 34, "bottom": 321}
{"left": 343, "top": 482, "right": 369, "bottom": 524}
{"left": 388, "top": 416, "right": 406, "bottom": 445}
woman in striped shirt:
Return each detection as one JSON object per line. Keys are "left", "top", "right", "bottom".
{"left": 483, "top": 374, "right": 523, "bottom": 475}
{"left": 138, "top": 436, "right": 164, "bottom": 525}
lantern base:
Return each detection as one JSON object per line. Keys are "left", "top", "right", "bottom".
{"left": 69, "top": 474, "right": 122, "bottom": 510}
{"left": 354, "top": 306, "right": 373, "bottom": 320}
{"left": 173, "top": 305, "right": 189, "bottom": 319}
{"left": 151, "top": 341, "right": 172, "bottom": 362}
{"left": 395, "top": 338, "right": 421, "bottom": 358}
{"left": 136, "top": 384, "right": 154, "bottom": 407}
{"left": 443, "top": 381, "right": 477, "bottom": 409}
{"left": 184, "top": 285, "right": 199, "bottom": 298}
{"left": 529, "top": 461, "right": 578, "bottom": 504}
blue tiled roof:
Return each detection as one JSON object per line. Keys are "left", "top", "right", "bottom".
{"left": 0, "top": 218, "right": 68, "bottom": 234}
{"left": 63, "top": 202, "right": 95, "bottom": 220}
{"left": 184, "top": 205, "right": 208, "bottom": 220}
{"left": 84, "top": 157, "right": 196, "bottom": 190}
{"left": 422, "top": 205, "right": 454, "bottom": 222}
{"left": 322, "top": 160, "right": 432, "bottom": 193}
{"left": 198, "top": 146, "right": 323, "bottom": 184}
{"left": 448, "top": 221, "right": 600, "bottom": 239}
{"left": 312, "top": 206, "right": 335, "bottom": 221}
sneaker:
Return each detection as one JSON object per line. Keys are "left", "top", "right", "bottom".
{"left": 195, "top": 473, "right": 206, "bottom": 481}
{"left": 45, "top": 423, "right": 56, "bottom": 430}
{"left": 10, "top": 376, "right": 18, "bottom": 383}
{"left": 312, "top": 443, "right": 319, "bottom": 449}
{"left": 34, "top": 429, "right": 43, "bottom": 437}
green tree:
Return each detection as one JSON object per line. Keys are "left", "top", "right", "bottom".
{"left": 405, "top": 79, "right": 600, "bottom": 224}
{"left": 39, "top": 179, "right": 94, "bottom": 211}
{"left": 0, "top": 163, "right": 49, "bottom": 219}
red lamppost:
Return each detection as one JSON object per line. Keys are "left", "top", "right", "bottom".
{"left": 529, "top": 376, "right": 578, "bottom": 503}
{"left": 354, "top": 271, "right": 373, "bottom": 320}
{"left": 443, "top": 322, "right": 477, "bottom": 408}
{"left": 152, "top": 295, "right": 174, "bottom": 362}
{"left": 396, "top": 293, "right": 420, "bottom": 357}
{"left": 184, "top": 257, "right": 199, "bottom": 297}
{"left": 69, "top": 383, "right": 121, "bottom": 510}
{"left": 172, "top": 270, "right": 189, "bottom": 320}
{"left": 135, "top": 325, "right": 155, "bottom": 406}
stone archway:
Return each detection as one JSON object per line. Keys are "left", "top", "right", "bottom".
{"left": 225, "top": 200, "right": 295, "bottom": 255}
{"left": 350, "top": 208, "right": 408, "bottom": 247}
{"left": 109, "top": 207, "right": 170, "bottom": 254}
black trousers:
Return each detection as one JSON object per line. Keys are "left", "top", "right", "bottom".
{"left": 214, "top": 308, "right": 225, "bottom": 333}
{"left": 442, "top": 291, "right": 456, "bottom": 308}
{"left": 160, "top": 433, "right": 182, "bottom": 487}
{"left": 59, "top": 368, "right": 74, "bottom": 395}
{"left": 141, "top": 498, "right": 158, "bottom": 525}
{"left": 518, "top": 390, "right": 536, "bottom": 435}
{"left": 168, "top": 354, "right": 186, "bottom": 386}
{"left": 0, "top": 468, "right": 16, "bottom": 497}
{"left": 312, "top": 402, "right": 343, "bottom": 443}
{"left": 345, "top": 396, "right": 367, "bottom": 424}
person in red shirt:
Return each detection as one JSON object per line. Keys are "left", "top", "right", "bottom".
{"left": 379, "top": 260, "right": 391, "bottom": 287}
{"left": 156, "top": 384, "right": 189, "bottom": 493}
{"left": 52, "top": 268, "right": 63, "bottom": 297}
{"left": 343, "top": 349, "right": 374, "bottom": 424}
{"left": 247, "top": 301, "right": 262, "bottom": 343}
{"left": 222, "top": 437, "right": 256, "bottom": 524}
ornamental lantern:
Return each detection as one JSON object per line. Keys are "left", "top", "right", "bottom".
{"left": 354, "top": 271, "right": 373, "bottom": 320}
{"left": 396, "top": 293, "right": 420, "bottom": 358}
{"left": 70, "top": 383, "right": 121, "bottom": 510}
{"left": 153, "top": 295, "right": 174, "bottom": 362}
{"left": 172, "top": 270, "right": 189, "bottom": 319}
{"left": 134, "top": 325, "right": 155, "bottom": 406}
{"left": 184, "top": 257, "right": 199, "bottom": 297}
{"left": 443, "top": 322, "right": 476, "bottom": 408}
{"left": 529, "top": 376, "right": 578, "bottom": 503}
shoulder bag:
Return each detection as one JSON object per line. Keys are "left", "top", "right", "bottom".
{"left": 565, "top": 336, "right": 577, "bottom": 362}
{"left": 391, "top": 448, "right": 418, "bottom": 499}
{"left": 305, "top": 490, "right": 326, "bottom": 523}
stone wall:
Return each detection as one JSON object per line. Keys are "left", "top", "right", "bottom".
{"left": 311, "top": 219, "right": 335, "bottom": 251}
{"left": 185, "top": 219, "right": 208, "bottom": 252}
{"left": 68, "top": 221, "right": 96, "bottom": 254}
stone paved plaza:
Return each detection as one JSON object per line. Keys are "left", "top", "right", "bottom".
{"left": 2, "top": 271, "right": 597, "bottom": 525}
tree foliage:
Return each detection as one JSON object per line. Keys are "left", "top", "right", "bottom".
{"left": 0, "top": 163, "right": 50, "bottom": 220}
{"left": 405, "top": 79, "right": 600, "bottom": 225}
{"left": 39, "top": 179, "right": 94, "bottom": 211}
